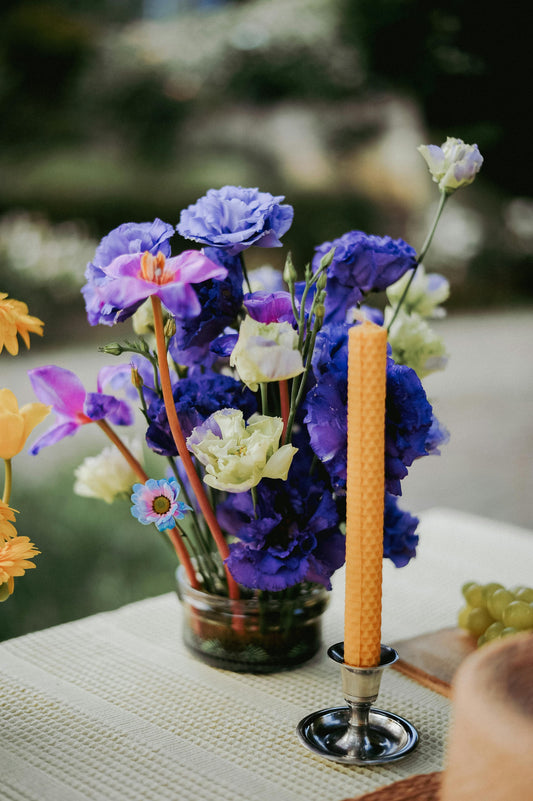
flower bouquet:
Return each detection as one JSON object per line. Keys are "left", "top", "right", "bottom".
{"left": 17, "top": 137, "right": 481, "bottom": 671}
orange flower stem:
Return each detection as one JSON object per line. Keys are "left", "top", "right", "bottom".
{"left": 96, "top": 420, "right": 148, "bottom": 480}
{"left": 279, "top": 380, "right": 290, "bottom": 444}
{"left": 151, "top": 296, "right": 240, "bottom": 600}
{"left": 96, "top": 418, "right": 199, "bottom": 590}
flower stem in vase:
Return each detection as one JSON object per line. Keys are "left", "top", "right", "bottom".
{"left": 96, "top": 418, "right": 200, "bottom": 590}
{"left": 150, "top": 296, "right": 240, "bottom": 600}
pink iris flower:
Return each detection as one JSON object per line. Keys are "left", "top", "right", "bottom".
{"left": 28, "top": 365, "right": 133, "bottom": 454}
{"left": 97, "top": 250, "right": 228, "bottom": 323}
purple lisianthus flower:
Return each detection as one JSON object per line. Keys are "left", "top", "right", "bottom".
{"left": 131, "top": 477, "right": 191, "bottom": 532}
{"left": 303, "top": 322, "right": 437, "bottom": 495}
{"left": 27, "top": 365, "right": 133, "bottom": 454}
{"left": 92, "top": 249, "right": 227, "bottom": 325}
{"left": 168, "top": 247, "right": 244, "bottom": 368}
{"left": 309, "top": 231, "right": 417, "bottom": 323}
{"left": 83, "top": 219, "right": 175, "bottom": 326}
{"left": 384, "top": 359, "right": 433, "bottom": 495}
{"left": 177, "top": 186, "right": 294, "bottom": 256}
{"left": 243, "top": 290, "right": 295, "bottom": 324}
{"left": 383, "top": 493, "right": 419, "bottom": 567}
{"left": 145, "top": 372, "right": 257, "bottom": 456}
{"left": 220, "top": 464, "right": 345, "bottom": 591}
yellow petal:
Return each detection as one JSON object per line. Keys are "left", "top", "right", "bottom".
{"left": 0, "top": 410, "right": 25, "bottom": 460}
{"left": 20, "top": 402, "right": 50, "bottom": 444}
{"left": 0, "top": 388, "right": 19, "bottom": 414}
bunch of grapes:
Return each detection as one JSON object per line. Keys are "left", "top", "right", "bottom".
{"left": 458, "top": 582, "right": 533, "bottom": 647}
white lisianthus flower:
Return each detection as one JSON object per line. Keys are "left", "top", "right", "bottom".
{"left": 74, "top": 439, "right": 144, "bottom": 504}
{"left": 384, "top": 307, "right": 448, "bottom": 379}
{"left": 386, "top": 265, "right": 450, "bottom": 319}
{"left": 186, "top": 408, "right": 298, "bottom": 493}
{"left": 230, "top": 316, "right": 304, "bottom": 392}
{"left": 418, "top": 137, "right": 483, "bottom": 194}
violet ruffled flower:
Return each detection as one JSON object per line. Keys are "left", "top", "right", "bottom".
{"left": 219, "top": 463, "right": 345, "bottom": 591}
{"left": 145, "top": 372, "right": 257, "bottom": 456}
{"left": 310, "top": 231, "right": 417, "bottom": 323}
{"left": 83, "top": 219, "right": 175, "bottom": 326}
{"left": 383, "top": 493, "right": 419, "bottom": 567}
{"left": 177, "top": 186, "right": 294, "bottom": 256}
{"left": 303, "top": 322, "right": 439, "bottom": 495}
{"left": 28, "top": 365, "right": 133, "bottom": 454}
{"left": 243, "top": 290, "right": 295, "bottom": 324}
{"left": 168, "top": 247, "right": 243, "bottom": 368}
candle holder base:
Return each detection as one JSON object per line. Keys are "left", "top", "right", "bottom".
{"left": 297, "top": 643, "right": 418, "bottom": 765}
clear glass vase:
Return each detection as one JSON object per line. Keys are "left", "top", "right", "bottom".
{"left": 176, "top": 567, "right": 329, "bottom": 673}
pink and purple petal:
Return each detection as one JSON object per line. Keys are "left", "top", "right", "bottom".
{"left": 29, "top": 420, "right": 80, "bottom": 455}
{"left": 28, "top": 366, "right": 87, "bottom": 418}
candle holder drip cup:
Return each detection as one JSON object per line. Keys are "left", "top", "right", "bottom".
{"left": 297, "top": 643, "right": 418, "bottom": 765}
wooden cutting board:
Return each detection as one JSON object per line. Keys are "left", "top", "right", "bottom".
{"left": 345, "top": 771, "right": 442, "bottom": 801}
{"left": 391, "top": 627, "right": 476, "bottom": 697}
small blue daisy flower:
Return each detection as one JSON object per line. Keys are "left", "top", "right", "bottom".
{"left": 131, "top": 478, "right": 191, "bottom": 532}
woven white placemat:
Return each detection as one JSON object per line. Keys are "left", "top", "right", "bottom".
{"left": 1, "top": 508, "right": 531, "bottom": 801}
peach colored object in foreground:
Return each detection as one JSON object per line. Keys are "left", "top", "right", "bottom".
{"left": 344, "top": 321, "right": 387, "bottom": 667}
{"left": 440, "top": 632, "right": 533, "bottom": 801}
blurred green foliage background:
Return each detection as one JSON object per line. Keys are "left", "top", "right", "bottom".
{"left": 1, "top": 0, "right": 531, "bottom": 640}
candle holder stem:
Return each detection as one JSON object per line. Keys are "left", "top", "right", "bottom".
{"left": 297, "top": 643, "right": 418, "bottom": 765}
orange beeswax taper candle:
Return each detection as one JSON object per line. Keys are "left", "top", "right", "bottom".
{"left": 344, "top": 320, "right": 387, "bottom": 667}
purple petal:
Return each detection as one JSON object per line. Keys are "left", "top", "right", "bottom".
{"left": 169, "top": 250, "right": 228, "bottom": 284}
{"left": 84, "top": 392, "right": 121, "bottom": 421}
{"left": 28, "top": 366, "right": 86, "bottom": 417}
{"left": 158, "top": 282, "right": 202, "bottom": 318}
{"left": 29, "top": 420, "right": 80, "bottom": 455}
{"left": 244, "top": 291, "right": 295, "bottom": 324}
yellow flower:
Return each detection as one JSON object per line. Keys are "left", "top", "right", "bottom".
{"left": 0, "top": 500, "right": 18, "bottom": 542}
{"left": 0, "top": 535, "right": 40, "bottom": 599}
{"left": 0, "top": 388, "right": 50, "bottom": 460}
{"left": 0, "top": 293, "right": 44, "bottom": 355}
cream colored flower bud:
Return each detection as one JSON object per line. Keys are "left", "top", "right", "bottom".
{"left": 418, "top": 137, "right": 483, "bottom": 194}
{"left": 230, "top": 316, "right": 304, "bottom": 392}
{"left": 74, "top": 439, "right": 144, "bottom": 504}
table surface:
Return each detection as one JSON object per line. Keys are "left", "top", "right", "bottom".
{"left": 1, "top": 507, "right": 532, "bottom": 801}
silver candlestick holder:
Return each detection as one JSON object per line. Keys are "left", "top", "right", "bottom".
{"left": 297, "top": 643, "right": 418, "bottom": 765}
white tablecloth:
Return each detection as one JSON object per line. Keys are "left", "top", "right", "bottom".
{"left": 1, "top": 508, "right": 532, "bottom": 801}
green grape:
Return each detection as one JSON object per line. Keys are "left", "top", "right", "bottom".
{"left": 461, "top": 581, "right": 477, "bottom": 599}
{"left": 484, "top": 621, "right": 505, "bottom": 641}
{"left": 487, "top": 588, "right": 516, "bottom": 621}
{"left": 466, "top": 606, "right": 494, "bottom": 637}
{"left": 457, "top": 604, "right": 472, "bottom": 629}
{"left": 502, "top": 600, "right": 533, "bottom": 631}
{"left": 463, "top": 583, "right": 486, "bottom": 609}
{"left": 477, "top": 633, "right": 487, "bottom": 647}
{"left": 482, "top": 582, "right": 504, "bottom": 601}
{"left": 500, "top": 626, "right": 519, "bottom": 638}
{"left": 514, "top": 587, "right": 533, "bottom": 604}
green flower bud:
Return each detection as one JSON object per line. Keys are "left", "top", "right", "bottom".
{"left": 100, "top": 342, "right": 124, "bottom": 356}
{"left": 319, "top": 246, "right": 336, "bottom": 270}
{"left": 283, "top": 252, "right": 297, "bottom": 285}
{"left": 164, "top": 317, "right": 176, "bottom": 339}
{"left": 131, "top": 366, "right": 144, "bottom": 389}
